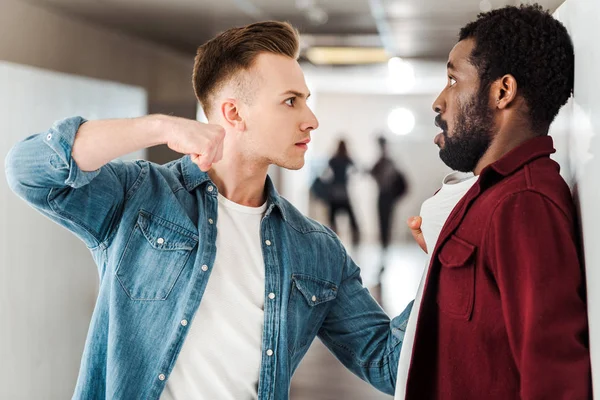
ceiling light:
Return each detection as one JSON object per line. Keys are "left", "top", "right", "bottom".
{"left": 305, "top": 47, "right": 389, "bottom": 65}
{"left": 387, "top": 108, "right": 415, "bottom": 135}
{"left": 388, "top": 56, "right": 403, "bottom": 70}
{"left": 387, "top": 57, "right": 415, "bottom": 91}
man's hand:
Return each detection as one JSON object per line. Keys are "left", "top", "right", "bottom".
{"left": 407, "top": 216, "right": 427, "bottom": 253}
{"left": 165, "top": 117, "right": 226, "bottom": 172}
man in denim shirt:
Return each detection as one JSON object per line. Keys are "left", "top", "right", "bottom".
{"left": 5, "top": 21, "right": 411, "bottom": 400}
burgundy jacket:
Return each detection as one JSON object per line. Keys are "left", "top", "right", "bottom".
{"left": 406, "top": 136, "right": 591, "bottom": 399}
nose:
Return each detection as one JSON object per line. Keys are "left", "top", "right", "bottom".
{"left": 301, "top": 107, "right": 319, "bottom": 132}
{"left": 432, "top": 91, "right": 445, "bottom": 114}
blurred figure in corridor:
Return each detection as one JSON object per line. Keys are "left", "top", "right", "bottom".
{"left": 370, "top": 136, "right": 408, "bottom": 282}
{"left": 326, "top": 139, "right": 361, "bottom": 246}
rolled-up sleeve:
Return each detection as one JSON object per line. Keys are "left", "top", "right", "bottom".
{"left": 6, "top": 116, "right": 100, "bottom": 191}
{"left": 5, "top": 116, "right": 144, "bottom": 248}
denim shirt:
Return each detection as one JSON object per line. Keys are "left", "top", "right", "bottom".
{"left": 5, "top": 117, "right": 412, "bottom": 400}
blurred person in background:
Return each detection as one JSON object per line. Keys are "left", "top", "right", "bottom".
{"left": 396, "top": 4, "right": 591, "bottom": 400}
{"left": 5, "top": 20, "right": 412, "bottom": 400}
{"left": 370, "top": 136, "right": 408, "bottom": 282}
{"left": 325, "top": 139, "right": 361, "bottom": 246}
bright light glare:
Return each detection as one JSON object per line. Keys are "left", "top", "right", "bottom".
{"left": 387, "top": 57, "right": 415, "bottom": 91}
{"left": 387, "top": 107, "right": 415, "bottom": 135}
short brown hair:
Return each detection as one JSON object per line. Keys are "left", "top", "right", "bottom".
{"left": 192, "top": 21, "right": 300, "bottom": 116}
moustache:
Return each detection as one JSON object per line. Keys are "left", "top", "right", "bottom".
{"left": 435, "top": 115, "right": 448, "bottom": 133}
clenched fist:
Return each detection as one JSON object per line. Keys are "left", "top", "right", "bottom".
{"left": 165, "top": 117, "right": 226, "bottom": 172}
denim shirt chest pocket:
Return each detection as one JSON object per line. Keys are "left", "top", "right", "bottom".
{"left": 116, "top": 210, "right": 198, "bottom": 301}
{"left": 287, "top": 274, "right": 338, "bottom": 354}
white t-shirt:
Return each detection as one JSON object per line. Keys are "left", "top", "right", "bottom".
{"left": 160, "top": 193, "right": 267, "bottom": 400}
{"left": 394, "top": 171, "right": 479, "bottom": 400}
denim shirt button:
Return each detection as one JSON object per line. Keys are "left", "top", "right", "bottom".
{"left": 201, "top": 265, "right": 209, "bottom": 272}
{"left": 158, "top": 374, "right": 166, "bottom": 381}
{"left": 265, "top": 240, "right": 271, "bottom": 246}
{"left": 311, "top": 295, "right": 317, "bottom": 302}
{"left": 268, "top": 292, "right": 275, "bottom": 300}
{"left": 266, "top": 349, "right": 274, "bottom": 356}
{"left": 207, "top": 185, "right": 214, "bottom": 192}
{"left": 156, "top": 237, "right": 164, "bottom": 245}
{"left": 181, "top": 319, "right": 188, "bottom": 327}
{"left": 46, "top": 133, "right": 52, "bottom": 140}
{"left": 208, "top": 218, "right": 214, "bottom": 225}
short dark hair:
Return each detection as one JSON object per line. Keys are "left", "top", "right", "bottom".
{"left": 459, "top": 4, "right": 574, "bottom": 131}
{"left": 193, "top": 21, "right": 300, "bottom": 116}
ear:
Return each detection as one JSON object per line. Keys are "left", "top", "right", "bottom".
{"left": 220, "top": 98, "right": 246, "bottom": 131}
{"left": 491, "top": 74, "right": 518, "bottom": 110}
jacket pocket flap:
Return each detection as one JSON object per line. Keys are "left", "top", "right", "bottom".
{"left": 291, "top": 274, "right": 338, "bottom": 306}
{"left": 438, "top": 235, "right": 476, "bottom": 268}
{"left": 137, "top": 210, "right": 198, "bottom": 251}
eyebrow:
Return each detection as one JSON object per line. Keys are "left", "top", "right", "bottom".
{"left": 281, "top": 90, "right": 311, "bottom": 99}
{"left": 447, "top": 61, "right": 456, "bottom": 71}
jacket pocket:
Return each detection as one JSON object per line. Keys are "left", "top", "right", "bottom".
{"left": 287, "top": 274, "right": 338, "bottom": 354}
{"left": 116, "top": 210, "right": 198, "bottom": 301}
{"left": 436, "top": 234, "right": 477, "bottom": 320}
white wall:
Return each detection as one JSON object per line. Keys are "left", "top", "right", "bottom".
{"left": 0, "top": 61, "right": 147, "bottom": 400}
{"left": 553, "top": 1, "right": 600, "bottom": 396}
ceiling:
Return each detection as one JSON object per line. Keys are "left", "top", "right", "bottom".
{"left": 21, "top": 0, "right": 565, "bottom": 62}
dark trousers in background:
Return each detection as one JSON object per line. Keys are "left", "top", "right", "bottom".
{"left": 328, "top": 201, "right": 360, "bottom": 246}
{"left": 378, "top": 193, "right": 396, "bottom": 250}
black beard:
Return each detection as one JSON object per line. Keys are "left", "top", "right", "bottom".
{"left": 438, "top": 91, "right": 494, "bottom": 172}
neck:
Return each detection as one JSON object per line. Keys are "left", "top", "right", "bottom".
{"left": 473, "top": 119, "right": 542, "bottom": 175}
{"left": 208, "top": 152, "right": 269, "bottom": 207}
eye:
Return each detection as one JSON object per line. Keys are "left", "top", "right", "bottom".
{"left": 285, "top": 97, "right": 296, "bottom": 107}
{"left": 448, "top": 76, "right": 457, "bottom": 87}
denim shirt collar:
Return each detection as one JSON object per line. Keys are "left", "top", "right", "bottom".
{"left": 180, "top": 155, "right": 288, "bottom": 222}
